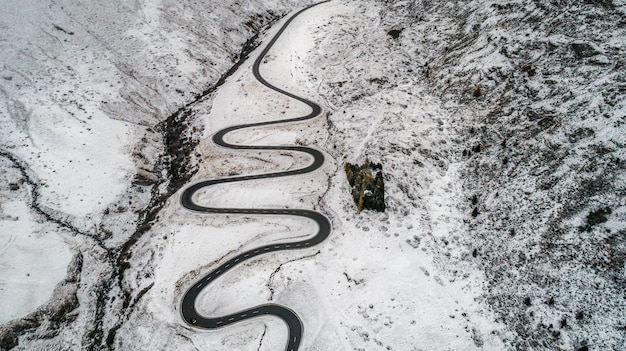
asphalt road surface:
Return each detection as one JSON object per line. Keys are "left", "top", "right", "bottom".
{"left": 180, "top": 2, "right": 331, "bottom": 351}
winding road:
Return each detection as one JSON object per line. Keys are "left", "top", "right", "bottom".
{"left": 180, "top": 2, "right": 331, "bottom": 351}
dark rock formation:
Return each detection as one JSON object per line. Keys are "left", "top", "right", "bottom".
{"left": 387, "top": 29, "right": 402, "bottom": 39}
{"left": 571, "top": 41, "right": 602, "bottom": 58}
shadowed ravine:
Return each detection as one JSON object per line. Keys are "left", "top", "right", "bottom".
{"left": 179, "top": 2, "right": 331, "bottom": 351}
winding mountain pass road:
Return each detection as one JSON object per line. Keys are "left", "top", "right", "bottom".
{"left": 180, "top": 2, "right": 331, "bottom": 351}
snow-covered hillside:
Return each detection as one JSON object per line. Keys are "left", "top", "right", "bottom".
{"left": 356, "top": 0, "right": 624, "bottom": 349}
{"left": 393, "top": 1, "right": 626, "bottom": 350}
{"left": 1, "top": 0, "right": 624, "bottom": 350}
{"left": 1, "top": 0, "right": 307, "bottom": 349}
{"left": 306, "top": 0, "right": 625, "bottom": 349}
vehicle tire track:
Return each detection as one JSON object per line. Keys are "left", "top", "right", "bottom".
{"left": 179, "top": 2, "right": 331, "bottom": 351}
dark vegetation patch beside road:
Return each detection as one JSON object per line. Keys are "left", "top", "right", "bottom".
{"left": 344, "top": 159, "right": 385, "bottom": 212}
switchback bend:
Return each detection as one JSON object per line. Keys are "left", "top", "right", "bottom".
{"left": 180, "top": 2, "right": 331, "bottom": 351}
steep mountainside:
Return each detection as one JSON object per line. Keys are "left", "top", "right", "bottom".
{"left": 382, "top": 1, "right": 626, "bottom": 349}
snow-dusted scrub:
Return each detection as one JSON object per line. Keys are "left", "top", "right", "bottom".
{"left": 298, "top": 0, "right": 624, "bottom": 349}
{"left": 372, "top": 0, "right": 625, "bottom": 350}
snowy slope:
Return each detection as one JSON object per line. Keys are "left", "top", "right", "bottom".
{"left": 0, "top": 0, "right": 308, "bottom": 349}
{"left": 366, "top": 1, "right": 626, "bottom": 350}
{"left": 1, "top": 0, "right": 624, "bottom": 350}
{"left": 291, "top": 0, "right": 624, "bottom": 349}
{"left": 108, "top": 3, "right": 503, "bottom": 351}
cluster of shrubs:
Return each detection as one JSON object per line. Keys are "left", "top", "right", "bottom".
{"left": 344, "top": 159, "right": 385, "bottom": 212}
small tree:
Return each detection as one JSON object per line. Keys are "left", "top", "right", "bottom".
{"left": 357, "top": 189, "right": 365, "bottom": 212}
{"left": 344, "top": 162, "right": 354, "bottom": 184}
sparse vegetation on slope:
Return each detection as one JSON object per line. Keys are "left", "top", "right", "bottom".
{"left": 380, "top": 0, "right": 626, "bottom": 349}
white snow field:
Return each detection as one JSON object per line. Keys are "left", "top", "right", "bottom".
{"left": 1, "top": 0, "right": 624, "bottom": 350}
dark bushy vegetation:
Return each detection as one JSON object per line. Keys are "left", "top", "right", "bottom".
{"left": 344, "top": 159, "right": 385, "bottom": 212}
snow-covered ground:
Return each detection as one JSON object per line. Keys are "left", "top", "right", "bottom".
{"left": 0, "top": 156, "right": 72, "bottom": 324}
{"left": 0, "top": 0, "right": 310, "bottom": 349}
{"left": 109, "top": 3, "right": 504, "bottom": 350}
{"left": 1, "top": 0, "right": 624, "bottom": 350}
